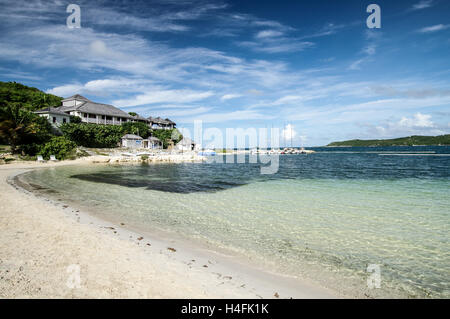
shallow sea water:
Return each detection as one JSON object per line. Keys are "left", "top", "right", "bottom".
{"left": 22, "top": 146, "right": 450, "bottom": 298}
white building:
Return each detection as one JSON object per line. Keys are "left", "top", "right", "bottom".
{"left": 34, "top": 107, "right": 71, "bottom": 127}
{"left": 35, "top": 94, "right": 177, "bottom": 130}
{"left": 58, "top": 94, "right": 133, "bottom": 125}
{"left": 121, "top": 134, "right": 163, "bottom": 149}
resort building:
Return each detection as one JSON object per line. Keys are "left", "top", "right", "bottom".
{"left": 148, "top": 117, "right": 176, "bottom": 130}
{"left": 121, "top": 134, "right": 163, "bottom": 149}
{"left": 34, "top": 94, "right": 176, "bottom": 130}
{"left": 58, "top": 94, "right": 133, "bottom": 125}
{"left": 34, "top": 107, "right": 71, "bottom": 127}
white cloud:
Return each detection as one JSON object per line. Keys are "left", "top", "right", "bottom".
{"left": 365, "top": 113, "right": 447, "bottom": 138}
{"left": 282, "top": 124, "right": 297, "bottom": 140}
{"left": 181, "top": 109, "right": 274, "bottom": 123}
{"left": 113, "top": 90, "right": 214, "bottom": 107}
{"left": 363, "top": 45, "right": 376, "bottom": 56}
{"left": 145, "top": 106, "right": 212, "bottom": 118}
{"left": 412, "top": 0, "right": 434, "bottom": 10}
{"left": 47, "top": 78, "right": 156, "bottom": 97}
{"left": 238, "top": 39, "right": 314, "bottom": 53}
{"left": 417, "top": 24, "right": 450, "bottom": 33}
{"left": 349, "top": 59, "right": 365, "bottom": 70}
{"left": 255, "top": 30, "right": 283, "bottom": 38}
{"left": 47, "top": 84, "right": 84, "bottom": 97}
{"left": 398, "top": 113, "right": 434, "bottom": 128}
{"left": 221, "top": 94, "right": 242, "bottom": 101}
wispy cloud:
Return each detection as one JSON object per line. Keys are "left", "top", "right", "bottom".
{"left": 417, "top": 24, "right": 450, "bottom": 33}
{"left": 411, "top": 0, "right": 434, "bottom": 11}
{"left": 238, "top": 39, "right": 314, "bottom": 53}
{"left": 182, "top": 109, "right": 274, "bottom": 123}
{"left": 255, "top": 30, "right": 283, "bottom": 38}
{"left": 113, "top": 90, "right": 215, "bottom": 107}
{"left": 221, "top": 94, "right": 242, "bottom": 101}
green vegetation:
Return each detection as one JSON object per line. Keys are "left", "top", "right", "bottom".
{"left": 152, "top": 128, "right": 182, "bottom": 148}
{"left": 0, "top": 81, "right": 61, "bottom": 156}
{"left": 0, "top": 81, "right": 62, "bottom": 111}
{"left": 327, "top": 135, "right": 450, "bottom": 147}
{"left": 69, "top": 115, "right": 82, "bottom": 124}
{"left": 214, "top": 148, "right": 230, "bottom": 153}
{"left": 0, "top": 102, "right": 53, "bottom": 154}
{"left": 60, "top": 123, "right": 123, "bottom": 148}
{"left": 121, "top": 121, "right": 150, "bottom": 138}
{"left": 38, "top": 136, "right": 77, "bottom": 160}
{"left": 128, "top": 112, "right": 137, "bottom": 116}
{"left": 0, "top": 145, "right": 10, "bottom": 154}
{"left": 0, "top": 81, "right": 184, "bottom": 160}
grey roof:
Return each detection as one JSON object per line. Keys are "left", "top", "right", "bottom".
{"left": 148, "top": 116, "right": 175, "bottom": 125}
{"left": 59, "top": 101, "right": 133, "bottom": 118}
{"left": 34, "top": 107, "right": 70, "bottom": 116}
{"left": 132, "top": 115, "right": 150, "bottom": 122}
{"left": 61, "top": 94, "right": 91, "bottom": 102}
{"left": 147, "top": 136, "right": 161, "bottom": 142}
{"left": 147, "top": 116, "right": 163, "bottom": 124}
{"left": 122, "top": 134, "right": 143, "bottom": 140}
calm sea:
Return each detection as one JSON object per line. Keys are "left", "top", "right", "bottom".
{"left": 22, "top": 146, "right": 450, "bottom": 298}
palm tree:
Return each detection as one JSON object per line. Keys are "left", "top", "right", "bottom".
{"left": 0, "top": 102, "right": 50, "bottom": 153}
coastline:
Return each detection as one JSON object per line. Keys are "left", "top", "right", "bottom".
{"left": 0, "top": 159, "right": 338, "bottom": 298}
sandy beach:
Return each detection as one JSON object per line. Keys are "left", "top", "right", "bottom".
{"left": 0, "top": 159, "right": 337, "bottom": 299}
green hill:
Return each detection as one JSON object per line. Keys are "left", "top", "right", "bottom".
{"left": 327, "top": 135, "right": 450, "bottom": 147}
{"left": 0, "top": 81, "right": 62, "bottom": 111}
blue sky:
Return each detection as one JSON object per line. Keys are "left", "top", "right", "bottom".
{"left": 0, "top": 0, "right": 449, "bottom": 146}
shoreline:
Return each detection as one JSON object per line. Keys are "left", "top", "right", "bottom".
{"left": 0, "top": 159, "right": 338, "bottom": 298}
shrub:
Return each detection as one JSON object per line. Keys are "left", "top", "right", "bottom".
{"left": 121, "top": 122, "right": 150, "bottom": 138}
{"left": 152, "top": 128, "right": 183, "bottom": 149}
{"left": 60, "top": 123, "right": 123, "bottom": 148}
{"left": 69, "top": 115, "right": 82, "bottom": 124}
{"left": 38, "top": 136, "right": 77, "bottom": 160}
{"left": 0, "top": 102, "right": 53, "bottom": 154}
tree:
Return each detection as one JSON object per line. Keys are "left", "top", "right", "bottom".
{"left": 0, "top": 81, "right": 62, "bottom": 111}
{"left": 128, "top": 112, "right": 137, "bottom": 117}
{"left": 121, "top": 121, "right": 149, "bottom": 138}
{"left": 60, "top": 123, "right": 123, "bottom": 148}
{"left": 39, "top": 136, "right": 77, "bottom": 160}
{"left": 152, "top": 128, "right": 183, "bottom": 149}
{"left": 0, "top": 102, "right": 52, "bottom": 153}
{"left": 69, "top": 115, "right": 82, "bottom": 123}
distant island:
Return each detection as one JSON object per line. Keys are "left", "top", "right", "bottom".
{"left": 327, "top": 134, "right": 450, "bottom": 147}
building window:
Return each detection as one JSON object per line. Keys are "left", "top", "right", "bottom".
{"left": 83, "top": 113, "right": 87, "bottom": 118}
{"left": 106, "top": 116, "right": 112, "bottom": 120}
{"left": 89, "top": 114, "right": 96, "bottom": 119}
{"left": 52, "top": 117, "right": 56, "bottom": 123}
{"left": 63, "top": 118, "right": 67, "bottom": 123}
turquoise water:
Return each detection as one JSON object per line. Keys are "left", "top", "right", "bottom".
{"left": 22, "top": 146, "right": 450, "bottom": 298}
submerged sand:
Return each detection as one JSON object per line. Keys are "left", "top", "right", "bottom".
{"left": 0, "top": 160, "right": 337, "bottom": 298}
